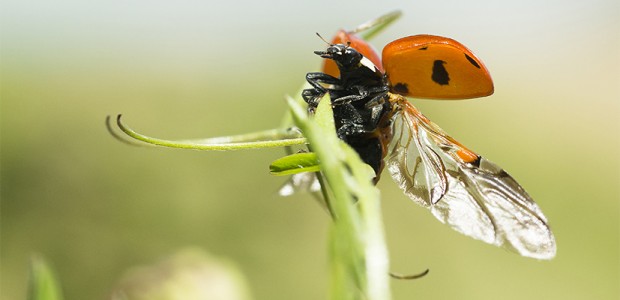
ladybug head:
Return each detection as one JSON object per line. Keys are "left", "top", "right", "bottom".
{"left": 314, "top": 44, "right": 363, "bottom": 69}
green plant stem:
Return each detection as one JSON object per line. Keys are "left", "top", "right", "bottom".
{"left": 356, "top": 10, "right": 402, "bottom": 40}
{"left": 287, "top": 95, "right": 391, "bottom": 300}
{"left": 115, "top": 115, "right": 306, "bottom": 150}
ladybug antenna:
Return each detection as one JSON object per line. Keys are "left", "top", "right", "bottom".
{"left": 315, "top": 32, "right": 332, "bottom": 46}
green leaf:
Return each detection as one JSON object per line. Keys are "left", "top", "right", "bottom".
{"left": 28, "top": 255, "right": 63, "bottom": 300}
{"left": 286, "top": 94, "right": 391, "bottom": 300}
{"left": 269, "top": 152, "right": 320, "bottom": 176}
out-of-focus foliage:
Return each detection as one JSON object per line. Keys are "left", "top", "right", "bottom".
{"left": 28, "top": 256, "right": 64, "bottom": 300}
{"left": 109, "top": 248, "right": 251, "bottom": 300}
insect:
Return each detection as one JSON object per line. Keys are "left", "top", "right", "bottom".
{"left": 302, "top": 30, "right": 556, "bottom": 260}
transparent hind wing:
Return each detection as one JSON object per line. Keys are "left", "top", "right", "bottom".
{"left": 386, "top": 99, "right": 556, "bottom": 259}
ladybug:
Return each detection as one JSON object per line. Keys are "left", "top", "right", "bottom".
{"left": 302, "top": 30, "right": 556, "bottom": 260}
{"left": 302, "top": 31, "right": 494, "bottom": 179}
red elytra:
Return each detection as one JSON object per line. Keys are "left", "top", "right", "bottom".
{"left": 322, "top": 33, "right": 494, "bottom": 100}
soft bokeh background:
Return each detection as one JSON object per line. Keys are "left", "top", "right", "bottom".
{"left": 2, "top": 1, "right": 618, "bottom": 299}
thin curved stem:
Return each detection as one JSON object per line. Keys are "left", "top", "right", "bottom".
{"left": 105, "top": 115, "right": 147, "bottom": 147}
{"left": 389, "top": 269, "right": 430, "bottom": 280}
{"left": 115, "top": 114, "right": 307, "bottom": 151}
{"left": 356, "top": 10, "right": 402, "bottom": 40}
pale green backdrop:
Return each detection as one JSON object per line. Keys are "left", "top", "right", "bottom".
{"left": 2, "top": 1, "right": 618, "bottom": 299}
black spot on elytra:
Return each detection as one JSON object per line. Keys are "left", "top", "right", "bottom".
{"left": 432, "top": 60, "right": 450, "bottom": 85}
{"left": 419, "top": 46, "right": 428, "bottom": 50}
{"left": 393, "top": 82, "right": 409, "bottom": 94}
{"left": 465, "top": 54, "right": 481, "bottom": 69}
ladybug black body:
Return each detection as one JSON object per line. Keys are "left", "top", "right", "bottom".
{"left": 302, "top": 44, "right": 394, "bottom": 179}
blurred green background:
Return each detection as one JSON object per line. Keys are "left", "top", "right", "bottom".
{"left": 2, "top": 1, "right": 618, "bottom": 299}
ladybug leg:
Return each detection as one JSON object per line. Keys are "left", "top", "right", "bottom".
{"left": 331, "top": 85, "right": 372, "bottom": 105}
{"left": 332, "top": 85, "right": 388, "bottom": 106}
{"left": 304, "top": 72, "right": 342, "bottom": 95}
{"left": 301, "top": 89, "right": 324, "bottom": 110}
{"left": 332, "top": 104, "right": 365, "bottom": 139}
{"left": 369, "top": 85, "right": 390, "bottom": 95}
{"left": 363, "top": 89, "right": 390, "bottom": 109}
{"left": 331, "top": 94, "right": 366, "bottom": 105}
{"left": 303, "top": 72, "right": 343, "bottom": 110}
